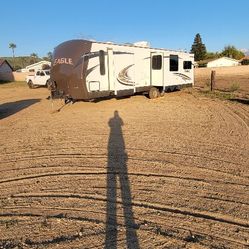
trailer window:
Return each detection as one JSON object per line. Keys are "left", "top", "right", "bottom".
{"left": 99, "top": 50, "right": 105, "bottom": 75}
{"left": 170, "top": 55, "right": 178, "bottom": 71}
{"left": 183, "top": 61, "right": 192, "bottom": 70}
{"left": 152, "top": 55, "right": 162, "bottom": 70}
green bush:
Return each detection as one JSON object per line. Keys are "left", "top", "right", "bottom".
{"left": 241, "top": 59, "right": 249, "bottom": 65}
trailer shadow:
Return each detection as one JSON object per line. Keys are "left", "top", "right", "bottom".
{"left": 0, "top": 99, "right": 40, "bottom": 120}
{"left": 90, "top": 95, "right": 132, "bottom": 103}
{"left": 229, "top": 98, "right": 249, "bottom": 105}
{"left": 105, "top": 111, "right": 139, "bottom": 249}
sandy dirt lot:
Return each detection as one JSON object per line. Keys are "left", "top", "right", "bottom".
{"left": 195, "top": 65, "right": 249, "bottom": 94}
{"left": 0, "top": 84, "right": 249, "bottom": 249}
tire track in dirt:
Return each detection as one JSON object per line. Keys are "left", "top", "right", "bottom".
{"left": 1, "top": 145, "right": 104, "bottom": 154}
{"left": 1, "top": 206, "right": 248, "bottom": 247}
{"left": 7, "top": 192, "right": 249, "bottom": 229}
{"left": 1, "top": 207, "right": 248, "bottom": 247}
{"left": 1, "top": 153, "right": 107, "bottom": 163}
{"left": 1, "top": 148, "right": 247, "bottom": 174}
{"left": 0, "top": 170, "right": 248, "bottom": 188}
{"left": 24, "top": 230, "right": 106, "bottom": 248}
{"left": 222, "top": 103, "right": 249, "bottom": 136}
{"left": 2, "top": 137, "right": 248, "bottom": 155}
{"left": 203, "top": 195, "right": 249, "bottom": 206}
{"left": 228, "top": 104, "right": 249, "bottom": 127}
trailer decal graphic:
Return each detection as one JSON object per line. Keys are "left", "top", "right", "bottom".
{"left": 74, "top": 52, "right": 102, "bottom": 69}
{"left": 86, "top": 65, "right": 99, "bottom": 76}
{"left": 117, "top": 64, "right": 135, "bottom": 86}
{"left": 74, "top": 51, "right": 133, "bottom": 70}
{"left": 174, "top": 73, "right": 191, "bottom": 80}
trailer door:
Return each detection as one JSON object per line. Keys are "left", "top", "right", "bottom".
{"left": 151, "top": 52, "right": 163, "bottom": 86}
{"left": 107, "top": 48, "right": 115, "bottom": 92}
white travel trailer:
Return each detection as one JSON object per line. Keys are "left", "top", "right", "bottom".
{"left": 50, "top": 39, "right": 194, "bottom": 101}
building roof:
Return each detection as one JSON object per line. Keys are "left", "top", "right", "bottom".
{"left": 240, "top": 56, "right": 249, "bottom": 61}
{"left": 0, "top": 59, "right": 13, "bottom": 71}
{"left": 207, "top": 57, "right": 239, "bottom": 64}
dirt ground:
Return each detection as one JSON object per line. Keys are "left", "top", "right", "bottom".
{"left": 195, "top": 65, "right": 249, "bottom": 95}
{"left": 0, "top": 84, "right": 249, "bottom": 249}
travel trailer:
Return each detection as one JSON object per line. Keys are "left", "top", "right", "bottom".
{"left": 50, "top": 39, "right": 194, "bottom": 101}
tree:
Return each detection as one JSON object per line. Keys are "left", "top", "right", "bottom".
{"left": 205, "top": 51, "right": 221, "bottom": 60}
{"left": 190, "top": 33, "right": 207, "bottom": 61}
{"left": 9, "top": 43, "right": 16, "bottom": 58}
{"left": 221, "top": 45, "right": 244, "bottom": 60}
{"left": 30, "top": 53, "right": 38, "bottom": 64}
{"left": 47, "top": 52, "right": 52, "bottom": 61}
{"left": 42, "top": 52, "right": 53, "bottom": 62}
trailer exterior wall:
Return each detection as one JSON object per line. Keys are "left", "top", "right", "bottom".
{"left": 51, "top": 40, "right": 194, "bottom": 100}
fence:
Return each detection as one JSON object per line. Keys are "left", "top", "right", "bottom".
{"left": 194, "top": 65, "right": 249, "bottom": 93}
{"left": 0, "top": 72, "right": 34, "bottom": 82}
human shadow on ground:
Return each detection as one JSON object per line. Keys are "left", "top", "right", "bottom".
{"left": 105, "top": 110, "right": 139, "bottom": 249}
{"left": 0, "top": 99, "right": 40, "bottom": 120}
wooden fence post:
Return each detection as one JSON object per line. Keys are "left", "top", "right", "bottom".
{"left": 211, "top": 70, "right": 216, "bottom": 91}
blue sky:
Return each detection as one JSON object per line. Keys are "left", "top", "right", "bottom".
{"left": 1, "top": 0, "right": 249, "bottom": 57}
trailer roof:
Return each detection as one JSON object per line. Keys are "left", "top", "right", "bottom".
{"left": 72, "top": 39, "right": 193, "bottom": 55}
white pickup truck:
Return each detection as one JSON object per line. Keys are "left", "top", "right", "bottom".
{"left": 26, "top": 70, "right": 50, "bottom": 88}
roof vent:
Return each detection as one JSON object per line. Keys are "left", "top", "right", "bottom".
{"left": 133, "top": 41, "right": 150, "bottom": 48}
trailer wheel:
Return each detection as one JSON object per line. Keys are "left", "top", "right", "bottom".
{"left": 149, "top": 87, "right": 159, "bottom": 99}
{"left": 28, "top": 80, "right": 34, "bottom": 89}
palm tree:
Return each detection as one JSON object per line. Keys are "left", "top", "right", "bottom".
{"left": 30, "top": 53, "right": 38, "bottom": 64}
{"left": 9, "top": 43, "right": 16, "bottom": 58}
{"left": 47, "top": 52, "right": 53, "bottom": 61}
{"left": 42, "top": 52, "right": 53, "bottom": 62}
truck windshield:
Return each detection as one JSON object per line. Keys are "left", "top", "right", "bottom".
{"left": 45, "top": 71, "right": 50, "bottom": 75}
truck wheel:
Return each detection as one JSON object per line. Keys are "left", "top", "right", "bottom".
{"left": 28, "top": 80, "right": 34, "bottom": 89}
{"left": 149, "top": 87, "right": 159, "bottom": 99}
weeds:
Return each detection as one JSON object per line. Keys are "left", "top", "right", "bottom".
{"left": 205, "top": 79, "right": 211, "bottom": 88}
{"left": 229, "top": 82, "right": 240, "bottom": 92}
{"left": 192, "top": 88, "right": 235, "bottom": 101}
{"left": 0, "top": 81, "right": 26, "bottom": 88}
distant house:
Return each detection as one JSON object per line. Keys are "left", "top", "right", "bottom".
{"left": 207, "top": 57, "right": 240, "bottom": 68}
{"left": 0, "top": 59, "right": 14, "bottom": 81}
{"left": 21, "top": 60, "right": 51, "bottom": 72}
{"left": 0, "top": 59, "right": 13, "bottom": 73}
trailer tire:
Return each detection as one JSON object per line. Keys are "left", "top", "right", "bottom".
{"left": 28, "top": 80, "right": 34, "bottom": 89}
{"left": 149, "top": 87, "right": 159, "bottom": 99}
